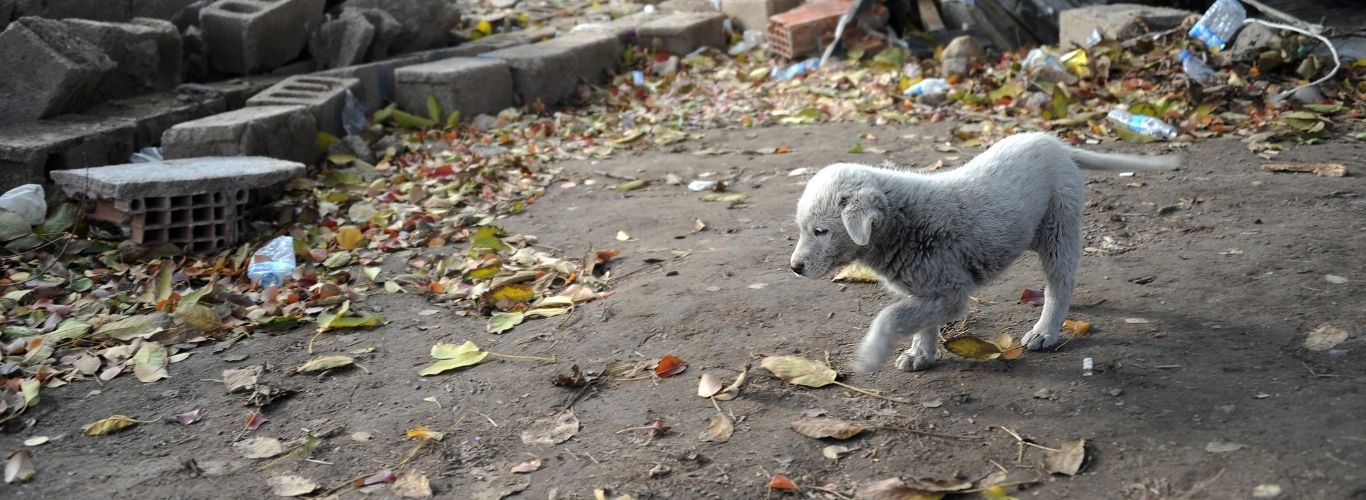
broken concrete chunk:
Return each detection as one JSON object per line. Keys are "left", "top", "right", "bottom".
{"left": 1058, "top": 3, "right": 1194, "bottom": 49}
{"left": 63, "top": 17, "right": 184, "bottom": 101}
{"left": 0, "top": 17, "right": 117, "bottom": 122}
{"left": 309, "top": 8, "right": 376, "bottom": 69}
{"left": 636, "top": 12, "right": 727, "bottom": 56}
{"left": 343, "top": 0, "right": 461, "bottom": 54}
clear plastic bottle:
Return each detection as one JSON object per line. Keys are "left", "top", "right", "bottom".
{"left": 1188, "top": 0, "right": 1246, "bottom": 51}
{"left": 1179, "top": 50, "right": 1220, "bottom": 87}
{"left": 771, "top": 58, "right": 820, "bottom": 81}
{"left": 904, "top": 78, "right": 949, "bottom": 96}
{"left": 1107, "top": 109, "right": 1178, "bottom": 140}
{"left": 727, "top": 29, "right": 765, "bottom": 56}
{"left": 1022, "top": 48, "right": 1077, "bottom": 86}
{"left": 247, "top": 236, "right": 296, "bottom": 288}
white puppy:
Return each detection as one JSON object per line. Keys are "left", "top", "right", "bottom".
{"left": 789, "top": 132, "right": 1179, "bottom": 372}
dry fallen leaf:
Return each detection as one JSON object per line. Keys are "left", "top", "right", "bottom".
{"left": 234, "top": 436, "right": 285, "bottom": 459}
{"left": 856, "top": 478, "right": 945, "bottom": 500}
{"left": 1019, "top": 288, "right": 1045, "bottom": 306}
{"left": 1303, "top": 324, "right": 1348, "bottom": 351}
{"left": 992, "top": 333, "right": 1024, "bottom": 360}
{"left": 1261, "top": 162, "right": 1348, "bottom": 177}
{"left": 790, "top": 417, "right": 868, "bottom": 440}
{"left": 697, "top": 373, "right": 723, "bottom": 398}
{"left": 167, "top": 408, "right": 203, "bottom": 425}
{"left": 521, "top": 410, "right": 579, "bottom": 445}
{"left": 296, "top": 355, "right": 355, "bottom": 373}
{"left": 267, "top": 475, "right": 318, "bottom": 497}
{"left": 768, "top": 474, "right": 798, "bottom": 492}
{"left": 510, "top": 459, "right": 542, "bottom": 473}
{"left": 654, "top": 354, "right": 687, "bottom": 378}
{"left": 832, "top": 263, "right": 879, "bottom": 283}
{"left": 391, "top": 471, "right": 433, "bottom": 498}
{"left": 1045, "top": 439, "right": 1087, "bottom": 475}
{"left": 944, "top": 336, "right": 1003, "bottom": 360}
{"left": 698, "top": 413, "right": 733, "bottom": 443}
{"left": 647, "top": 418, "right": 672, "bottom": 439}
{"left": 406, "top": 424, "right": 445, "bottom": 442}
{"left": 822, "top": 445, "right": 853, "bottom": 459}
{"left": 1205, "top": 440, "right": 1246, "bottom": 453}
{"left": 713, "top": 365, "right": 749, "bottom": 401}
{"left": 419, "top": 341, "right": 489, "bottom": 376}
{"left": 760, "top": 355, "right": 836, "bottom": 387}
{"left": 1062, "top": 319, "right": 1091, "bottom": 336}
{"left": 223, "top": 365, "right": 262, "bottom": 393}
{"left": 336, "top": 225, "right": 364, "bottom": 249}
{"left": 4, "top": 450, "right": 35, "bottom": 484}
{"left": 83, "top": 415, "right": 137, "bottom": 436}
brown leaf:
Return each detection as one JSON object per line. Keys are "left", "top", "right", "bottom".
{"left": 353, "top": 469, "right": 397, "bottom": 487}
{"left": 713, "top": 365, "right": 749, "bottom": 401}
{"left": 647, "top": 418, "right": 672, "bottom": 439}
{"left": 267, "top": 475, "right": 318, "bottom": 497}
{"left": 1019, "top": 288, "right": 1045, "bottom": 305}
{"left": 336, "top": 225, "right": 364, "bottom": 249}
{"left": 510, "top": 459, "right": 542, "bottom": 474}
{"left": 699, "top": 413, "right": 733, "bottom": 443}
{"left": 856, "top": 478, "right": 945, "bottom": 500}
{"left": 790, "top": 417, "right": 868, "bottom": 440}
{"left": 1261, "top": 162, "right": 1348, "bottom": 177}
{"left": 769, "top": 474, "right": 798, "bottom": 492}
{"left": 697, "top": 373, "right": 723, "bottom": 398}
{"left": 520, "top": 410, "right": 579, "bottom": 445}
{"left": 654, "top": 354, "right": 687, "bottom": 378}
{"left": 1045, "top": 439, "right": 1087, "bottom": 476}
{"left": 243, "top": 410, "right": 268, "bottom": 431}
{"left": 552, "top": 365, "right": 590, "bottom": 387}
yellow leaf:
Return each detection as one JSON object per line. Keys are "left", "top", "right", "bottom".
{"left": 944, "top": 337, "right": 1002, "bottom": 360}
{"left": 420, "top": 341, "right": 488, "bottom": 376}
{"left": 336, "top": 225, "right": 364, "bottom": 249}
{"left": 1063, "top": 319, "right": 1090, "bottom": 336}
{"left": 760, "top": 356, "right": 836, "bottom": 387}
{"left": 83, "top": 415, "right": 137, "bottom": 435}
{"left": 296, "top": 355, "right": 355, "bottom": 373}
{"left": 832, "top": 263, "right": 879, "bottom": 283}
{"left": 406, "top": 424, "right": 445, "bottom": 441}
{"left": 490, "top": 283, "right": 535, "bottom": 304}
{"left": 176, "top": 304, "right": 221, "bottom": 333}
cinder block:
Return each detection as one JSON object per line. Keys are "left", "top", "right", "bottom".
{"left": 0, "top": 116, "right": 137, "bottom": 192}
{"left": 200, "top": 0, "right": 325, "bottom": 75}
{"left": 0, "top": 17, "right": 117, "bottom": 122}
{"left": 395, "top": 58, "right": 514, "bottom": 121}
{"left": 63, "top": 17, "right": 183, "bottom": 101}
{"left": 87, "top": 91, "right": 228, "bottom": 148}
{"left": 720, "top": 0, "right": 801, "bottom": 32}
{"left": 314, "top": 53, "right": 425, "bottom": 114}
{"left": 539, "top": 31, "right": 624, "bottom": 85}
{"left": 342, "top": 0, "right": 461, "bottom": 54}
{"left": 309, "top": 7, "right": 375, "bottom": 69}
{"left": 246, "top": 75, "right": 360, "bottom": 136}
{"left": 50, "top": 156, "right": 304, "bottom": 253}
{"left": 1058, "top": 4, "right": 1192, "bottom": 49}
{"left": 483, "top": 42, "right": 579, "bottom": 106}
{"left": 637, "top": 12, "right": 726, "bottom": 55}
{"left": 161, "top": 105, "right": 317, "bottom": 164}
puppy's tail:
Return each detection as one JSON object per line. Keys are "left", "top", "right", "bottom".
{"left": 1069, "top": 148, "right": 1181, "bottom": 172}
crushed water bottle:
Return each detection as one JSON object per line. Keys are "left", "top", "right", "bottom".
{"left": 130, "top": 146, "right": 163, "bottom": 163}
{"left": 728, "top": 29, "right": 765, "bottom": 56}
{"left": 341, "top": 89, "right": 368, "bottom": 137}
{"left": 0, "top": 184, "right": 46, "bottom": 225}
{"left": 1179, "top": 50, "right": 1220, "bottom": 87}
{"left": 1022, "top": 48, "right": 1077, "bottom": 86}
{"left": 1107, "top": 109, "right": 1178, "bottom": 140}
{"left": 771, "top": 58, "right": 819, "bottom": 81}
{"left": 904, "top": 78, "right": 949, "bottom": 96}
{"left": 1188, "top": 0, "right": 1246, "bottom": 51}
{"left": 247, "top": 236, "right": 296, "bottom": 288}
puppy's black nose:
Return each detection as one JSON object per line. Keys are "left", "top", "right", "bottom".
{"left": 790, "top": 262, "right": 805, "bottom": 275}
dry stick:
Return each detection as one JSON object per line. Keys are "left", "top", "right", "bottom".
{"left": 1176, "top": 468, "right": 1225, "bottom": 500}
{"left": 999, "top": 426, "right": 1061, "bottom": 453}
{"left": 471, "top": 409, "right": 499, "bottom": 427}
{"left": 486, "top": 351, "right": 556, "bottom": 363}
{"left": 829, "top": 380, "right": 909, "bottom": 404}
{"left": 877, "top": 425, "right": 984, "bottom": 441}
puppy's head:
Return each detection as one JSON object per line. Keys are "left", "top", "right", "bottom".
{"left": 790, "top": 165, "right": 885, "bottom": 278}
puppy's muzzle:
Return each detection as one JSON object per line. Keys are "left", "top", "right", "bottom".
{"left": 789, "top": 262, "right": 805, "bottom": 276}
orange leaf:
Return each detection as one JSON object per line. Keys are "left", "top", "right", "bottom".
{"left": 654, "top": 355, "right": 687, "bottom": 378}
{"left": 1063, "top": 319, "right": 1090, "bottom": 336}
{"left": 769, "top": 474, "right": 798, "bottom": 491}
{"left": 774, "top": 146, "right": 792, "bottom": 154}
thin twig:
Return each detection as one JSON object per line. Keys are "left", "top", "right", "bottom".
{"left": 877, "top": 425, "right": 985, "bottom": 440}
{"left": 1176, "top": 468, "right": 1225, "bottom": 500}
{"left": 830, "top": 381, "right": 909, "bottom": 404}
{"left": 999, "top": 426, "right": 1061, "bottom": 452}
{"left": 486, "top": 351, "right": 556, "bottom": 363}
{"left": 471, "top": 409, "right": 498, "bottom": 427}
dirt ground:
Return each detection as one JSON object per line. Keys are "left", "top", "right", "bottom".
{"left": 4, "top": 122, "right": 1365, "bottom": 499}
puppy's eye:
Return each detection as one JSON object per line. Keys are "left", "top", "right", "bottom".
{"left": 813, "top": 228, "right": 829, "bottom": 236}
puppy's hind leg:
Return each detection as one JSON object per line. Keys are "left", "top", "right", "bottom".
{"left": 853, "top": 294, "right": 966, "bottom": 372}
{"left": 1023, "top": 206, "right": 1082, "bottom": 351}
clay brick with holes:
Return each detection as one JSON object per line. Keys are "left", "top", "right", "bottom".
{"left": 766, "top": 0, "right": 864, "bottom": 60}
{"left": 50, "top": 157, "right": 304, "bottom": 253}
{"left": 247, "top": 75, "right": 359, "bottom": 136}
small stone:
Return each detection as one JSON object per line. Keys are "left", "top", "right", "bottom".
{"left": 1324, "top": 274, "right": 1348, "bottom": 284}
{"left": 1033, "top": 388, "right": 1054, "bottom": 399}
{"left": 1252, "top": 484, "right": 1282, "bottom": 498}
{"left": 1107, "top": 388, "right": 1123, "bottom": 396}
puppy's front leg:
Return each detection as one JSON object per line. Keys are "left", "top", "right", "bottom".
{"left": 853, "top": 294, "right": 966, "bottom": 372}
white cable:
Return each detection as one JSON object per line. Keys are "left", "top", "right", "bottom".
{"left": 1243, "top": 18, "right": 1341, "bottom": 101}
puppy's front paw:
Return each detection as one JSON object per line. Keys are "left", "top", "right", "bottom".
{"left": 894, "top": 349, "right": 936, "bottom": 372}
{"left": 1022, "top": 329, "right": 1059, "bottom": 351}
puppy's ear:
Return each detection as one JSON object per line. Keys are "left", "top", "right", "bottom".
{"left": 840, "top": 189, "right": 880, "bottom": 246}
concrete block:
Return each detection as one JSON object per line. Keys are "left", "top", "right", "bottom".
{"left": 87, "top": 91, "right": 228, "bottom": 147}
{"left": 446, "top": 26, "right": 555, "bottom": 55}
{"left": 200, "top": 0, "right": 325, "bottom": 75}
{"left": 356, "top": 7, "right": 401, "bottom": 61}
{"left": 63, "top": 17, "right": 183, "bottom": 101}
{"left": 51, "top": 156, "right": 304, "bottom": 252}
{"left": 1058, "top": 4, "right": 1193, "bottom": 49}
{"left": 395, "top": 58, "right": 513, "bottom": 121}
{"left": 315, "top": 53, "right": 425, "bottom": 113}
{"left": 637, "top": 12, "right": 726, "bottom": 55}
{"left": 539, "top": 30, "right": 623, "bottom": 84}
{"left": 343, "top": 0, "right": 460, "bottom": 54}
{"left": 658, "top": 0, "right": 716, "bottom": 14}
{"left": 0, "top": 116, "right": 137, "bottom": 192}
{"left": 246, "top": 75, "right": 360, "bottom": 136}
{"left": 483, "top": 41, "right": 580, "bottom": 106}
{"left": 309, "top": 7, "right": 375, "bottom": 69}
{"left": 161, "top": 105, "right": 317, "bottom": 164}
{"left": 720, "top": 0, "right": 800, "bottom": 32}
{"left": 0, "top": 17, "right": 117, "bottom": 122}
